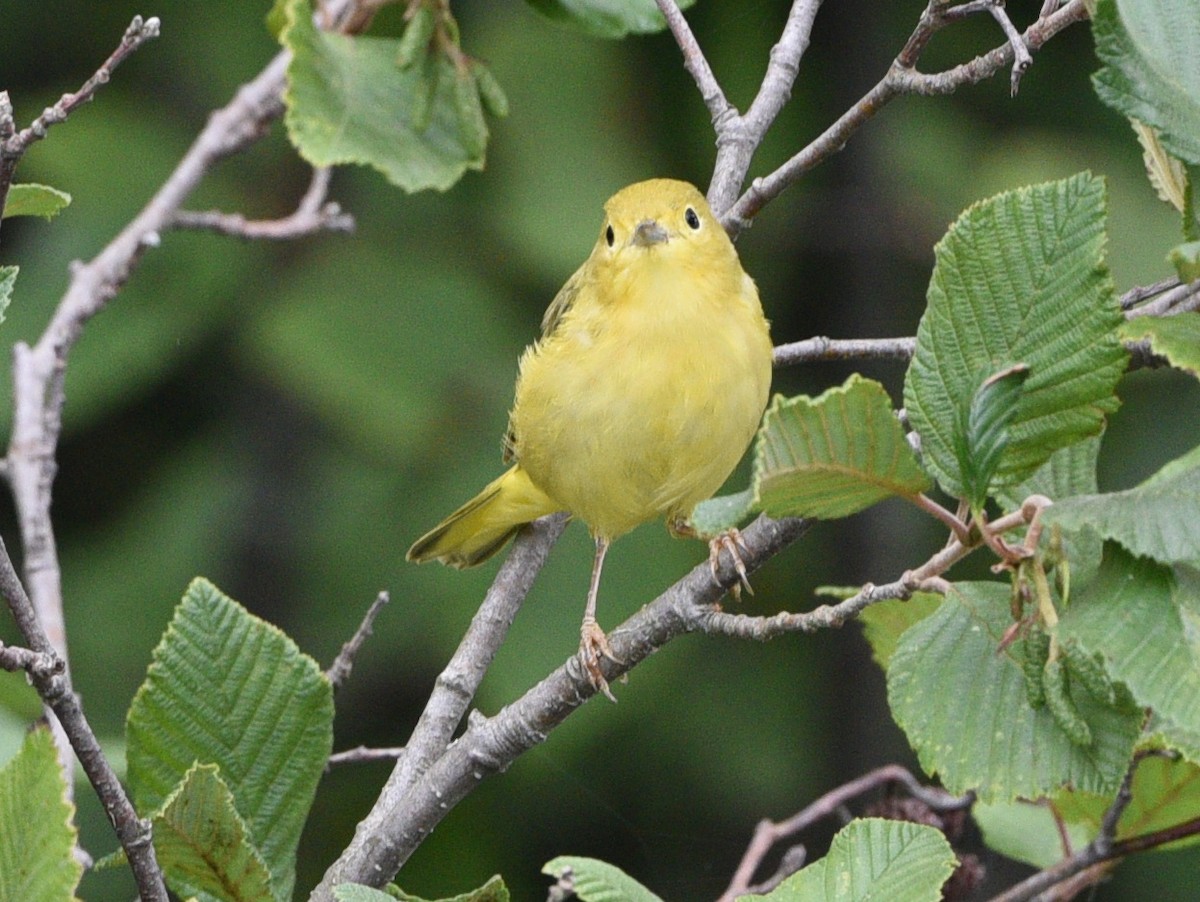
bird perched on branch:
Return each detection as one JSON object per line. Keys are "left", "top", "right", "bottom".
{"left": 408, "top": 178, "right": 773, "bottom": 699}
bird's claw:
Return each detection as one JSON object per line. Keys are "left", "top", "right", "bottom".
{"left": 709, "top": 528, "right": 753, "bottom": 600}
{"left": 580, "top": 617, "right": 621, "bottom": 702}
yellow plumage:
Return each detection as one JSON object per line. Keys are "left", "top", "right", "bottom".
{"left": 408, "top": 178, "right": 772, "bottom": 697}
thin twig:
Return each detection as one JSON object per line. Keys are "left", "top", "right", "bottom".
{"left": 170, "top": 166, "right": 355, "bottom": 239}
{"left": 725, "top": 0, "right": 1089, "bottom": 234}
{"left": 719, "top": 765, "right": 973, "bottom": 902}
{"left": 0, "top": 640, "right": 60, "bottom": 675}
{"left": 326, "top": 591, "right": 390, "bottom": 691}
{"left": 773, "top": 336, "right": 915, "bottom": 367}
{"left": 699, "top": 505, "right": 1029, "bottom": 642}
{"left": 328, "top": 745, "right": 408, "bottom": 768}
{"left": 1125, "top": 278, "right": 1200, "bottom": 318}
{"left": 0, "top": 534, "right": 167, "bottom": 902}
{"left": 0, "top": 17, "right": 160, "bottom": 234}
{"left": 1121, "top": 277, "right": 1179, "bottom": 310}
{"left": 983, "top": 0, "right": 1034, "bottom": 94}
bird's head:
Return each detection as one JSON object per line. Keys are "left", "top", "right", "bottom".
{"left": 591, "top": 178, "right": 734, "bottom": 270}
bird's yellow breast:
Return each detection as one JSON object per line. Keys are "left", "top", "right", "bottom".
{"left": 509, "top": 242, "right": 772, "bottom": 540}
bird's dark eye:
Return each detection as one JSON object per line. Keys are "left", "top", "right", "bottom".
{"left": 605, "top": 225, "right": 615, "bottom": 247}
{"left": 685, "top": 207, "right": 701, "bottom": 230}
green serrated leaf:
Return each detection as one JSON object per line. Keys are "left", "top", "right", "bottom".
{"left": 1167, "top": 241, "right": 1200, "bottom": 281}
{"left": 523, "top": 0, "right": 697, "bottom": 39}
{"left": 1092, "top": 0, "right": 1200, "bottom": 166}
{"left": 1043, "top": 446, "right": 1200, "bottom": 568}
{"left": 757, "top": 818, "right": 957, "bottom": 902}
{"left": 1042, "top": 655, "right": 1094, "bottom": 747}
{"left": 1054, "top": 753, "right": 1200, "bottom": 850}
{"left": 1, "top": 184, "right": 71, "bottom": 220}
{"left": 542, "top": 856, "right": 663, "bottom": 902}
{"left": 152, "top": 764, "right": 275, "bottom": 902}
{"left": 126, "top": 578, "right": 334, "bottom": 901}
{"left": 0, "top": 267, "right": 15, "bottom": 324}
{"left": 857, "top": 592, "right": 943, "bottom": 670}
{"left": 973, "top": 800, "right": 1093, "bottom": 869}
{"left": 0, "top": 728, "right": 82, "bottom": 902}
{"left": 281, "top": 0, "right": 484, "bottom": 191}
{"left": 688, "top": 488, "right": 756, "bottom": 537}
{"left": 1121, "top": 312, "right": 1200, "bottom": 377}
{"left": 956, "top": 364, "right": 1031, "bottom": 509}
{"left": 996, "top": 434, "right": 1100, "bottom": 508}
{"left": 1059, "top": 545, "right": 1200, "bottom": 739}
{"left": 754, "top": 375, "right": 931, "bottom": 520}
{"left": 380, "top": 874, "right": 509, "bottom": 902}
{"left": 887, "top": 583, "right": 1141, "bottom": 802}
{"left": 904, "top": 174, "right": 1126, "bottom": 500}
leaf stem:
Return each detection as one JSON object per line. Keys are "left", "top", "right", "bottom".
{"left": 911, "top": 493, "right": 973, "bottom": 544}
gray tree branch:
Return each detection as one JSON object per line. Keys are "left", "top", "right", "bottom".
{"left": 313, "top": 514, "right": 812, "bottom": 897}
{"left": 725, "top": 0, "right": 1090, "bottom": 233}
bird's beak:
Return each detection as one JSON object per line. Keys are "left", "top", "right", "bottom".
{"left": 630, "top": 219, "right": 669, "bottom": 247}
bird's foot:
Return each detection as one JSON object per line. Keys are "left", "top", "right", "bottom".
{"left": 709, "top": 528, "right": 753, "bottom": 600}
{"left": 579, "top": 617, "right": 621, "bottom": 702}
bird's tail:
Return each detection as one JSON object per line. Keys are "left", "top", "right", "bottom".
{"left": 407, "top": 465, "right": 561, "bottom": 569}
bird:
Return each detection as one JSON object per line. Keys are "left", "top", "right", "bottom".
{"left": 407, "top": 178, "right": 773, "bottom": 699}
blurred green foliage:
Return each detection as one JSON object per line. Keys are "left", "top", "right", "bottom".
{"left": 1, "top": 0, "right": 1198, "bottom": 899}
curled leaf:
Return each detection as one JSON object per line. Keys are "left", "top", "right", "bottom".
{"left": 1044, "top": 656, "right": 1094, "bottom": 748}
{"left": 453, "top": 65, "right": 488, "bottom": 159}
{"left": 396, "top": 3, "right": 437, "bottom": 69}
{"left": 473, "top": 61, "right": 509, "bottom": 118}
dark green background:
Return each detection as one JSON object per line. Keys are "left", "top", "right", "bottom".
{"left": 1, "top": 0, "right": 1197, "bottom": 898}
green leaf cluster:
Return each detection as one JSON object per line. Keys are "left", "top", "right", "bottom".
{"left": 709, "top": 167, "right": 1198, "bottom": 884}
{"left": 696, "top": 174, "right": 1127, "bottom": 536}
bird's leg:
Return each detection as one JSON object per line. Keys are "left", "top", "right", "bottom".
{"left": 669, "top": 516, "right": 754, "bottom": 600}
{"left": 708, "top": 528, "right": 753, "bottom": 599}
{"left": 579, "top": 535, "right": 620, "bottom": 702}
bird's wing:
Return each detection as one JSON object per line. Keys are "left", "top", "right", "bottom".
{"left": 502, "top": 264, "right": 587, "bottom": 463}
{"left": 539, "top": 263, "right": 586, "bottom": 338}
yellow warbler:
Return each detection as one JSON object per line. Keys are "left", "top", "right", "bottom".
{"left": 408, "top": 179, "right": 772, "bottom": 698}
